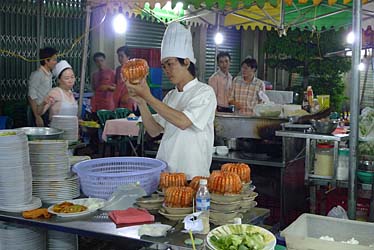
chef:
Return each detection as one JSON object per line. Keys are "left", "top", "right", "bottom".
{"left": 125, "top": 22, "right": 217, "bottom": 179}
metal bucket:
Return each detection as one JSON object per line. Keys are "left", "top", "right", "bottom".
{"left": 18, "top": 127, "right": 64, "bottom": 141}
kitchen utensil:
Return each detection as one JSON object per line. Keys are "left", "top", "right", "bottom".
{"left": 310, "top": 119, "right": 338, "bottom": 134}
{"left": 18, "top": 127, "right": 64, "bottom": 141}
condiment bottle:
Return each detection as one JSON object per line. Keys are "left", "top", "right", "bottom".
{"left": 314, "top": 143, "right": 334, "bottom": 177}
{"left": 307, "top": 86, "right": 314, "bottom": 108}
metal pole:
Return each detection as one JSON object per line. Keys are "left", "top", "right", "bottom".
{"left": 348, "top": 0, "right": 362, "bottom": 220}
{"left": 78, "top": 5, "right": 91, "bottom": 119}
{"left": 214, "top": 13, "right": 219, "bottom": 71}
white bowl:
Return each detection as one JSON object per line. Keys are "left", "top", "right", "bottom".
{"left": 212, "top": 146, "right": 216, "bottom": 155}
{"left": 216, "top": 146, "right": 229, "bottom": 155}
{"left": 240, "top": 200, "right": 258, "bottom": 210}
{"left": 210, "top": 200, "right": 241, "bottom": 211}
{"left": 162, "top": 204, "right": 193, "bottom": 215}
{"left": 211, "top": 193, "right": 242, "bottom": 203}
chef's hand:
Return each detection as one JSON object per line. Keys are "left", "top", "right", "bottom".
{"left": 125, "top": 77, "right": 151, "bottom": 105}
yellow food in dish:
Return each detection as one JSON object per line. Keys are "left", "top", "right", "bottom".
{"left": 52, "top": 201, "right": 88, "bottom": 213}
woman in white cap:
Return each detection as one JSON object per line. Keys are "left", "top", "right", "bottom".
{"left": 38, "top": 60, "right": 78, "bottom": 121}
{"left": 126, "top": 22, "right": 217, "bottom": 179}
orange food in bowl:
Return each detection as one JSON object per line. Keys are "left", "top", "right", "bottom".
{"left": 208, "top": 171, "right": 242, "bottom": 194}
{"left": 164, "top": 186, "right": 195, "bottom": 208}
{"left": 221, "top": 163, "right": 251, "bottom": 183}
{"left": 121, "top": 58, "right": 149, "bottom": 84}
{"left": 189, "top": 176, "right": 209, "bottom": 191}
{"left": 159, "top": 172, "right": 187, "bottom": 190}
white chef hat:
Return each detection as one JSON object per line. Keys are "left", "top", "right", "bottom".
{"left": 53, "top": 60, "right": 72, "bottom": 78}
{"left": 161, "top": 22, "right": 196, "bottom": 64}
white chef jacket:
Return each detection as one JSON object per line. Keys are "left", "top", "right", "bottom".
{"left": 155, "top": 78, "right": 217, "bottom": 179}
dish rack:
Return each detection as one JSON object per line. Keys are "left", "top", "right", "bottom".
{"left": 72, "top": 157, "right": 167, "bottom": 199}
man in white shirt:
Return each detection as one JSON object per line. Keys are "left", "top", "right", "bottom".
{"left": 28, "top": 47, "right": 58, "bottom": 127}
{"left": 208, "top": 51, "right": 232, "bottom": 108}
{"left": 125, "top": 22, "right": 217, "bottom": 179}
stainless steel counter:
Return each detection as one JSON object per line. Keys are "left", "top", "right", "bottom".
{"left": 0, "top": 207, "right": 270, "bottom": 250}
{"left": 212, "top": 151, "right": 283, "bottom": 168}
{"left": 144, "top": 150, "right": 283, "bottom": 168}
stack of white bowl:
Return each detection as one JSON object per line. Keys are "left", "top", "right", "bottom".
{"left": 0, "top": 130, "right": 41, "bottom": 212}
{"left": 50, "top": 115, "right": 79, "bottom": 143}
{"left": 28, "top": 140, "right": 80, "bottom": 204}
{"left": 48, "top": 230, "right": 77, "bottom": 250}
{"left": 0, "top": 222, "right": 46, "bottom": 250}
{"left": 209, "top": 184, "right": 258, "bottom": 226}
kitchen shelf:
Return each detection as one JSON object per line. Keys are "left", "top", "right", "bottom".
{"left": 275, "top": 131, "right": 349, "bottom": 142}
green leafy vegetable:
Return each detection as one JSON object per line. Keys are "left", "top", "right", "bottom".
{"left": 210, "top": 231, "right": 266, "bottom": 250}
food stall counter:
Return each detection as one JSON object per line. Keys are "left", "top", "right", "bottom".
{"left": 0, "top": 207, "right": 270, "bottom": 250}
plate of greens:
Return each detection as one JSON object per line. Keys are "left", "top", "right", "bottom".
{"left": 207, "top": 224, "right": 276, "bottom": 250}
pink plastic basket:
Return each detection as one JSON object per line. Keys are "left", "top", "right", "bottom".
{"left": 72, "top": 157, "right": 167, "bottom": 199}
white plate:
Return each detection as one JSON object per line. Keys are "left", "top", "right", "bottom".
{"left": 48, "top": 198, "right": 106, "bottom": 217}
{"left": 0, "top": 196, "right": 42, "bottom": 212}
{"left": 207, "top": 224, "right": 276, "bottom": 250}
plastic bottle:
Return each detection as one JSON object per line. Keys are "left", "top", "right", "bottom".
{"left": 196, "top": 179, "right": 210, "bottom": 234}
{"left": 307, "top": 86, "right": 314, "bottom": 108}
{"left": 302, "top": 91, "right": 310, "bottom": 112}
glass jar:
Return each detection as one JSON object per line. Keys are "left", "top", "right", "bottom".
{"left": 314, "top": 143, "right": 334, "bottom": 177}
{"left": 337, "top": 148, "right": 349, "bottom": 180}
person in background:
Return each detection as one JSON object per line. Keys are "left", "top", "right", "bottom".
{"left": 229, "top": 58, "right": 266, "bottom": 115}
{"left": 38, "top": 60, "right": 78, "bottom": 120}
{"left": 91, "top": 52, "right": 116, "bottom": 112}
{"left": 114, "top": 46, "right": 135, "bottom": 110}
{"left": 125, "top": 22, "right": 217, "bottom": 179}
{"left": 208, "top": 51, "right": 232, "bottom": 108}
{"left": 28, "top": 47, "right": 58, "bottom": 127}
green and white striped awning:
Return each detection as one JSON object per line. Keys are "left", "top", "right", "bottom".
{"left": 87, "top": 0, "right": 371, "bottom": 31}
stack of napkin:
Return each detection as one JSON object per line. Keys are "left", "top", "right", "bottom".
{"left": 108, "top": 208, "right": 154, "bottom": 226}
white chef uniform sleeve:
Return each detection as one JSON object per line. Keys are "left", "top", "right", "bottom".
{"left": 183, "top": 88, "right": 217, "bottom": 131}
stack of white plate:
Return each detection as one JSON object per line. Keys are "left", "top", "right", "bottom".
{"left": 28, "top": 140, "right": 80, "bottom": 204}
{"left": 0, "top": 222, "right": 46, "bottom": 250}
{"left": 48, "top": 230, "right": 77, "bottom": 250}
{"left": 32, "top": 175, "right": 80, "bottom": 204}
{"left": 0, "top": 130, "right": 41, "bottom": 212}
{"left": 50, "top": 115, "right": 79, "bottom": 143}
{"left": 29, "top": 140, "right": 71, "bottom": 178}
